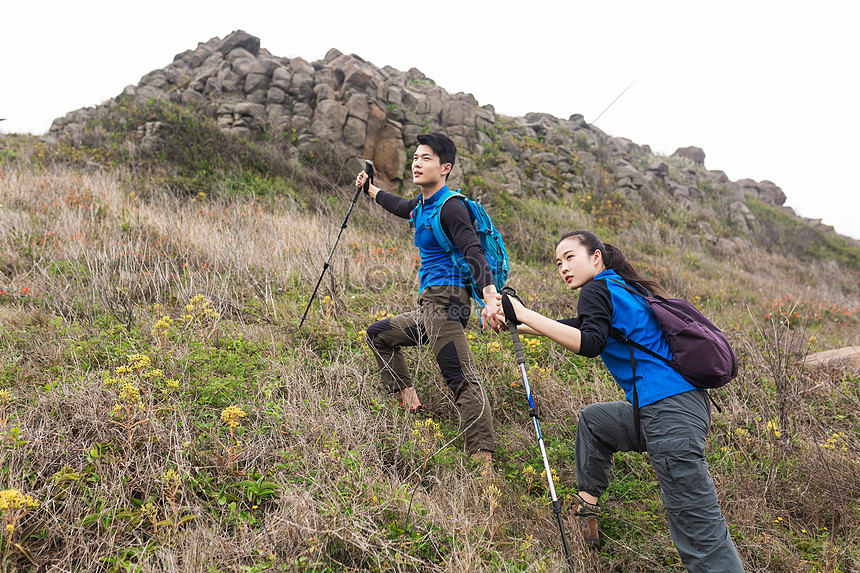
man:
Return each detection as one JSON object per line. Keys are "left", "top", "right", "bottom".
{"left": 355, "top": 133, "right": 500, "bottom": 465}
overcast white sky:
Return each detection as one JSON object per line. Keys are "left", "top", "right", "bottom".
{"left": 3, "top": 1, "right": 858, "bottom": 239}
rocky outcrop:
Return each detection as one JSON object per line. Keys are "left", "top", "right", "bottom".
{"left": 47, "top": 30, "right": 822, "bottom": 240}
{"left": 733, "top": 178, "right": 787, "bottom": 206}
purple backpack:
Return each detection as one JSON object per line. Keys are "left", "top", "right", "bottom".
{"left": 609, "top": 281, "right": 738, "bottom": 389}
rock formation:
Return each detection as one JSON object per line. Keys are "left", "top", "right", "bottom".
{"left": 47, "top": 30, "right": 833, "bottom": 242}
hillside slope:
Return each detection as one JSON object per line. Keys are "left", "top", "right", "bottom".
{"left": 0, "top": 31, "right": 858, "bottom": 572}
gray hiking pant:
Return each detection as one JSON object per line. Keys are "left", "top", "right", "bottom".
{"left": 576, "top": 390, "right": 744, "bottom": 572}
{"left": 365, "top": 285, "right": 495, "bottom": 455}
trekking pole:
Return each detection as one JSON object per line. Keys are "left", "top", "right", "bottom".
{"left": 299, "top": 160, "right": 374, "bottom": 328}
{"left": 501, "top": 288, "right": 575, "bottom": 572}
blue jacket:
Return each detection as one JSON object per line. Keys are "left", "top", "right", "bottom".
{"left": 560, "top": 269, "right": 695, "bottom": 406}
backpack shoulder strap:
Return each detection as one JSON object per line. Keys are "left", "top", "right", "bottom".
{"left": 606, "top": 277, "right": 653, "bottom": 299}
{"left": 605, "top": 278, "right": 673, "bottom": 366}
{"left": 609, "top": 326, "right": 672, "bottom": 365}
{"left": 428, "top": 189, "right": 464, "bottom": 254}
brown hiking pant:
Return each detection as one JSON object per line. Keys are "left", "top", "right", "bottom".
{"left": 365, "top": 285, "right": 495, "bottom": 454}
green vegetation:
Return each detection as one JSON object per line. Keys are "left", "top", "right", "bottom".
{"left": 747, "top": 197, "right": 860, "bottom": 271}
{"left": 0, "top": 113, "right": 858, "bottom": 572}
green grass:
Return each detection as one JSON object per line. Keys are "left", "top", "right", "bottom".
{"left": 1, "top": 125, "right": 859, "bottom": 571}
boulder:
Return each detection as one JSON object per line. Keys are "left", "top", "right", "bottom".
{"left": 729, "top": 201, "right": 757, "bottom": 232}
{"left": 402, "top": 124, "right": 421, "bottom": 148}
{"left": 757, "top": 180, "right": 787, "bottom": 205}
{"left": 293, "top": 103, "right": 313, "bottom": 118}
{"left": 314, "top": 69, "right": 338, "bottom": 89}
{"left": 289, "top": 58, "right": 315, "bottom": 101}
{"left": 568, "top": 113, "right": 587, "bottom": 128}
{"left": 225, "top": 47, "right": 255, "bottom": 63}
{"left": 343, "top": 116, "right": 367, "bottom": 147}
{"left": 329, "top": 54, "right": 377, "bottom": 93}
{"left": 442, "top": 100, "right": 477, "bottom": 128}
{"left": 370, "top": 121, "right": 407, "bottom": 183}
{"left": 135, "top": 86, "right": 167, "bottom": 101}
{"left": 311, "top": 99, "right": 348, "bottom": 140}
{"left": 289, "top": 57, "right": 314, "bottom": 76}
{"left": 714, "top": 238, "right": 737, "bottom": 254}
{"left": 647, "top": 159, "right": 669, "bottom": 178}
{"left": 614, "top": 160, "right": 645, "bottom": 188}
{"left": 324, "top": 48, "right": 343, "bottom": 63}
{"left": 140, "top": 70, "right": 169, "bottom": 90}
{"left": 182, "top": 90, "right": 204, "bottom": 105}
{"left": 314, "top": 83, "right": 336, "bottom": 102}
{"left": 708, "top": 169, "right": 730, "bottom": 184}
{"left": 174, "top": 46, "right": 208, "bottom": 69}
{"left": 140, "top": 120, "right": 166, "bottom": 152}
{"left": 733, "top": 178, "right": 786, "bottom": 206}
{"left": 244, "top": 58, "right": 279, "bottom": 93}
{"left": 232, "top": 57, "right": 256, "bottom": 80}
{"left": 697, "top": 221, "right": 717, "bottom": 244}
{"left": 267, "top": 86, "right": 287, "bottom": 104}
{"left": 804, "top": 346, "right": 860, "bottom": 372}
{"left": 475, "top": 107, "right": 495, "bottom": 131}
{"left": 499, "top": 137, "right": 520, "bottom": 159}
{"left": 673, "top": 146, "right": 706, "bottom": 165}
{"left": 271, "top": 67, "right": 292, "bottom": 91}
{"left": 424, "top": 87, "right": 447, "bottom": 117}
{"left": 402, "top": 89, "right": 430, "bottom": 114}
{"left": 204, "top": 77, "right": 222, "bottom": 96}
{"left": 218, "top": 30, "right": 260, "bottom": 57}
{"left": 346, "top": 93, "right": 369, "bottom": 122}
{"left": 245, "top": 90, "right": 266, "bottom": 104}
{"left": 387, "top": 85, "right": 403, "bottom": 105}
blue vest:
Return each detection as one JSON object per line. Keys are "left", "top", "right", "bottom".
{"left": 596, "top": 270, "right": 695, "bottom": 406}
{"left": 412, "top": 186, "right": 471, "bottom": 293}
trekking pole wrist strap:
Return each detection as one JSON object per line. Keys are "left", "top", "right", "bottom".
{"left": 500, "top": 287, "right": 522, "bottom": 326}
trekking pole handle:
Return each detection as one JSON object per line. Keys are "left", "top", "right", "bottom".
{"left": 501, "top": 289, "right": 526, "bottom": 365}
{"left": 362, "top": 160, "right": 374, "bottom": 195}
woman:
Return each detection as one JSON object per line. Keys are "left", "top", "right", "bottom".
{"left": 497, "top": 230, "right": 743, "bottom": 572}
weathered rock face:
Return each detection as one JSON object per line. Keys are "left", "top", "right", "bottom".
{"left": 48, "top": 30, "right": 811, "bottom": 235}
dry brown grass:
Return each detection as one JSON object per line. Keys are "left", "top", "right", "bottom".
{"left": 0, "top": 162, "right": 858, "bottom": 571}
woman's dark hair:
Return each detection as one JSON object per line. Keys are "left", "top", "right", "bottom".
{"left": 416, "top": 132, "right": 456, "bottom": 180}
{"left": 557, "top": 230, "right": 667, "bottom": 297}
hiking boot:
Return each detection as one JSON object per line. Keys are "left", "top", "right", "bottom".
{"left": 405, "top": 404, "right": 432, "bottom": 418}
{"left": 570, "top": 493, "right": 601, "bottom": 548}
{"left": 471, "top": 449, "right": 495, "bottom": 481}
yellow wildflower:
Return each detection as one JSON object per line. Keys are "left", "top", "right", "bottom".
{"left": 0, "top": 489, "right": 38, "bottom": 511}
{"left": 221, "top": 406, "right": 246, "bottom": 430}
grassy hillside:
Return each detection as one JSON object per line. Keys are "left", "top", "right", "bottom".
{"left": 0, "top": 124, "right": 859, "bottom": 572}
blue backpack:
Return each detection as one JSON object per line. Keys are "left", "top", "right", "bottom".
{"left": 411, "top": 189, "right": 509, "bottom": 315}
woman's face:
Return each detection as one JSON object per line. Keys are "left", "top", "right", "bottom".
{"left": 555, "top": 237, "right": 605, "bottom": 289}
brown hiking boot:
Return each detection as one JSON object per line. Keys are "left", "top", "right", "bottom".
{"left": 471, "top": 449, "right": 495, "bottom": 481}
{"left": 571, "top": 493, "right": 601, "bottom": 548}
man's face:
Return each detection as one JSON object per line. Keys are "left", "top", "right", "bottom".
{"left": 412, "top": 144, "right": 450, "bottom": 186}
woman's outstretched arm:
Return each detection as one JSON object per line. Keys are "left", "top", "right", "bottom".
{"left": 496, "top": 294, "right": 583, "bottom": 353}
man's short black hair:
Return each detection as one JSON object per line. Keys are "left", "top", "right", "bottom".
{"left": 416, "top": 132, "right": 456, "bottom": 179}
